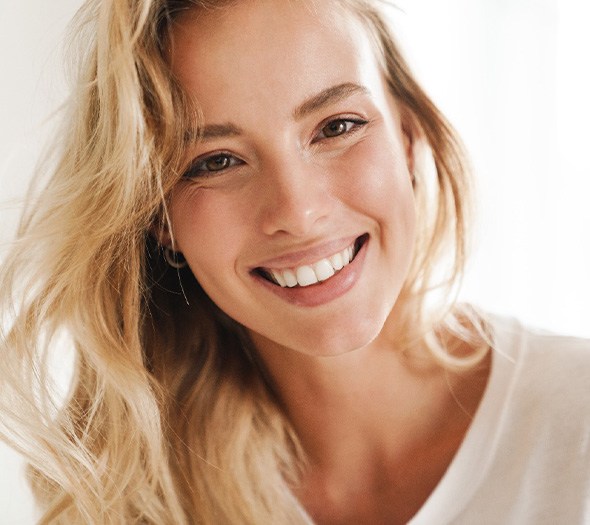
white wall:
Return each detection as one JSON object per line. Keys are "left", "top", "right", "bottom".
{"left": 1, "top": 1, "right": 83, "bottom": 249}
{"left": 394, "top": 0, "right": 590, "bottom": 337}
{"left": 1, "top": 1, "right": 589, "bottom": 522}
{"left": 0, "top": 3, "right": 84, "bottom": 522}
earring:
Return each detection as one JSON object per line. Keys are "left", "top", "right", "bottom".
{"left": 163, "top": 246, "right": 187, "bottom": 269}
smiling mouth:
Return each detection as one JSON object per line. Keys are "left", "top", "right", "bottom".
{"left": 254, "top": 234, "right": 369, "bottom": 288}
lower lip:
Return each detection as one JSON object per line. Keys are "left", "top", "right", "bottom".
{"left": 252, "top": 238, "right": 369, "bottom": 307}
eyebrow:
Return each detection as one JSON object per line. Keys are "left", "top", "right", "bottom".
{"left": 184, "top": 123, "right": 243, "bottom": 143}
{"left": 292, "top": 82, "right": 369, "bottom": 121}
{"left": 184, "top": 82, "right": 369, "bottom": 143}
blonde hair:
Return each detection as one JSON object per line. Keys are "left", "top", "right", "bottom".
{"left": 0, "top": 0, "right": 486, "bottom": 522}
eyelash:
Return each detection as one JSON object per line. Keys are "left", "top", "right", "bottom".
{"left": 312, "top": 116, "right": 368, "bottom": 143}
{"left": 182, "top": 152, "right": 243, "bottom": 179}
{"left": 182, "top": 117, "right": 368, "bottom": 179}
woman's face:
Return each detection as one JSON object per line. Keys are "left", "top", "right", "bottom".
{"left": 167, "top": 0, "right": 416, "bottom": 356}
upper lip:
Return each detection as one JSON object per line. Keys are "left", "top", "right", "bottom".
{"left": 252, "top": 235, "right": 363, "bottom": 270}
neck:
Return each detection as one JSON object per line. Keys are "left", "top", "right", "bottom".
{"left": 249, "top": 318, "right": 491, "bottom": 524}
{"left": 251, "top": 326, "right": 466, "bottom": 470}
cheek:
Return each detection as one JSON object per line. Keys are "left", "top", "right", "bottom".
{"left": 169, "top": 188, "right": 248, "bottom": 277}
{"left": 336, "top": 135, "right": 415, "bottom": 227}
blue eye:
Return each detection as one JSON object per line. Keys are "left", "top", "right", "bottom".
{"left": 315, "top": 118, "right": 368, "bottom": 141}
{"left": 183, "top": 153, "right": 243, "bottom": 178}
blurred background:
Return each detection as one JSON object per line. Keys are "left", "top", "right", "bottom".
{"left": 1, "top": 0, "right": 589, "bottom": 522}
{"left": 394, "top": 0, "right": 590, "bottom": 339}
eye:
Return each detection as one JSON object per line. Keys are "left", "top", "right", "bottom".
{"left": 314, "top": 117, "right": 368, "bottom": 142}
{"left": 183, "top": 152, "right": 243, "bottom": 179}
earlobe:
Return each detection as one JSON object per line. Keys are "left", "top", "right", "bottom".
{"left": 149, "top": 218, "right": 173, "bottom": 248}
{"left": 150, "top": 222, "right": 188, "bottom": 268}
{"left": 149, "top": 205, "right": 176, "bottom": 248}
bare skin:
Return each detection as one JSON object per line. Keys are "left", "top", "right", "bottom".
{"left": 253, "top": 328, "right": 491, "bottom": 524}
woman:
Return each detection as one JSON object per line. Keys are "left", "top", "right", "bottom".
{"left": 1, "top": 0, "right": 588, "bottom": 523}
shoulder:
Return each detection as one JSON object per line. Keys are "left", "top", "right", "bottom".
{"left": 461, "top": 315, "right": 590, "bottom": 522}
{"left": 409, "top": 313, "right": 590, "bottom": 524}
{"left": 487, "top": 313, "right": 590, "bottom": 378}
{"left": 485, "top": 312, "right": 590, "bottom": 430}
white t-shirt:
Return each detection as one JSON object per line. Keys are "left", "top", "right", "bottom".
{"left": 410, "top": 315, "right": 590, "bottom": 524}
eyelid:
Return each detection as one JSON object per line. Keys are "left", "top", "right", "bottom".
{"left": 312, "top": 115, "right": 369, "bottom": 143}
{"left": 182, "top": 151, "right": 244, "bottom": 179}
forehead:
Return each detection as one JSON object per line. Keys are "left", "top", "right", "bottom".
{"left": 166, "top": 0, "right": 384, "bottom": 119}
{"left": 168, "top": 0, "right": 366, "bottom": 54}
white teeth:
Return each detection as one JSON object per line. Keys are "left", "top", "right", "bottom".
{"left": 262, "top": 240, "right": 361, "bottom": 288}
{"left": 313, "top": 259, "right": 336, "bottom": 281}
{"left": 282, "top": 269, "right": 298, "bottom": 287}
{"left": 270, "top": 270, "right": 287, "bottom": 287}
{"left": 342, "top": 247, "right": 350, "bottom": 264}
{"left": 296, "top": 266, "right": 318, "bottom": 286}
{"left": 329, "top": 252, "right": 344, "bottom": 270}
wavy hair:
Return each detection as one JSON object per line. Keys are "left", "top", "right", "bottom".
{"left": 0, "top": 0, "right": 487, "bottom": 522}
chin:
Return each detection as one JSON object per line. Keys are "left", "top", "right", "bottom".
{"left": 288, "top": 315, "right": 387, "bottom": 358}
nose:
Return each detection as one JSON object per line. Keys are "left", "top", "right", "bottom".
{"left": 258, "top": 156, "right": 334, "bottom": 237}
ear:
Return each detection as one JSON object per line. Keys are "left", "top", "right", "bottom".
{"left": 149, "top": 215, "right": 173, "bottom": 248}
{"left": 400, "top": 108, "right": 417, "bottom": 176}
